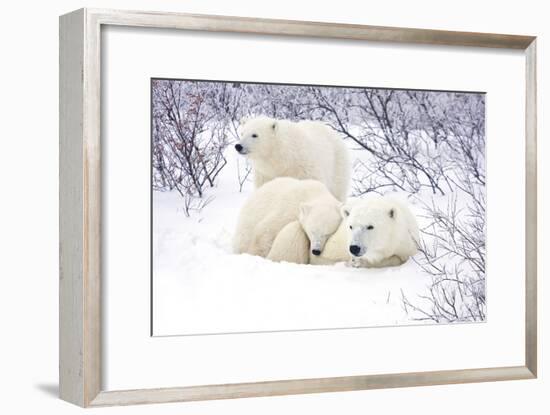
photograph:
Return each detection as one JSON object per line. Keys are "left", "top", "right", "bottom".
{"left": 151, "top": 78, "right": 487, "bottom": 336}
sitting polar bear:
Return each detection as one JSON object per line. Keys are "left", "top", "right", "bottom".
{"left": 270, "top": 194, "right": 419, "bottom": 268}
{"left": 234, "top": 116, "right": 350, "bottom": 201}
{"left": 233, "top": 177, "right": 342, "bottom": 258}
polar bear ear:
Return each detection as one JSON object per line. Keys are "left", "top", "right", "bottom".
{"left": 389, "top": 208, "right": 395, "bottom": 219}
{"left": 340, "top": 204, "right": 351, "bottom": 218}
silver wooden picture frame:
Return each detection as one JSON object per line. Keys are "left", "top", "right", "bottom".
{"left": 59, "top": 8, "right": 537, "bottom": 407}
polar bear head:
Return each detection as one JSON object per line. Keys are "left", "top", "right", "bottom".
{"left": 235, "top": 116, "right": 279, "bottom": 160}
{"left": 299, "top": 198, "right": 342, "bottom": 256}
{"left": 341, "top": 196, "right": 397, "bottom": 262}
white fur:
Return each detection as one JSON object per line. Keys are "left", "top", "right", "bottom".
{"left": 235, "top": 116, "right": 350, "bottom": 201}
{"left": 267, "top": 221, "right": 310, "bottom": 264}
{"left": 341, "top": 194, "right": 420, "bottom": 267}
{"left": 268, "top": 209, "right": 349, "bottom": 266}
{"left": 270, "top": 194, "right": 420, "bottom": 268}
{"left": 309, "top": 221, "right": 350, "bottom": 266}
{"left": 233, "top": 177, "right": 341, "bottom": 258}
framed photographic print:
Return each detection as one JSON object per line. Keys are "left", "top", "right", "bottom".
{"left": 59, "top": 8, "right": 537, "bottom": 407}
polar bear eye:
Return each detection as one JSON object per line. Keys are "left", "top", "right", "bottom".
{"left": 367, "top": 225, "right": 374, "bottom": 230}
{"left": 349, "top": 225, "right": 353, "bottom": 230}
{"left": 251, "top": 133, "right": 258, "bottom": 138}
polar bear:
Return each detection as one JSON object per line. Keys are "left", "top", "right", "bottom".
{"left": 233, "top": 177, "right": 342, "bottom": 258}
{"left": 267, "top": 209, "right": 350, "bottom": 266}
{"left": 269, "top": 194, "right": 419, "bottom": 268}
{"left": 234, "top": 116, "right": 350, "bottom": 201}
{"left": 308, "top": 220, "right": 350, "bottom": 266}
{"left": 267, "top": 198, "right": 344, "bottom": 263}
{"left": 341, "top": 195, "right": 420, "bottom": 268}
{"left": 267, "top": 221, "right": 310, "bottom": 264}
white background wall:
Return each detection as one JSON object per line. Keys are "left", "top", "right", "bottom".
{"left": 0, "top": 0, "right": 546, "bottom": 413}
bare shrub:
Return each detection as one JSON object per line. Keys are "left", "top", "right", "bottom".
{"left": 236, "top": 158, "right": 252, "bottom": 193}
{"left": 307, "top": 87, "right": 485, "bottom": 198}
{"left": 152, "top": 80, "right": 231, "bottom": 215}
{"left": 402, "top": 187, "right": 486, "bottom": 323}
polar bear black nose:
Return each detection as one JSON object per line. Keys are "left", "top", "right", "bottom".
{"left": 234, "top": 144, "right": 243, "bottom": 153}
{"left": 311, "top": 249, "right": 321, "bottom": 256}
{"left": 349, "top": 245, "right": 361, "bottom": 256}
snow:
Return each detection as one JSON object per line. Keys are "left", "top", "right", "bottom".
{"left": 152, "top": 144, "right": 437, "bottom": 336}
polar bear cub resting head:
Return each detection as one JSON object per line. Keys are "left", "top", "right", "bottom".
{"left": 267, "top": 197, "right": 342, "bottom": 264}
{"left": 298, "top": 200, "right": 342, "bottom": 256}
{"left": 341, "top": 195, "right": 420, "bottom": 268}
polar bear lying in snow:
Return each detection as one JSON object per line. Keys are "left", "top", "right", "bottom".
{"left": 232, "top": 177, "right": 342, "bottom": 259}
{"left": 234, "top": 116, "right": 350, "bottom": 201}
{"left": 339, "top": 195, "right": 419, "bottom": 267}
